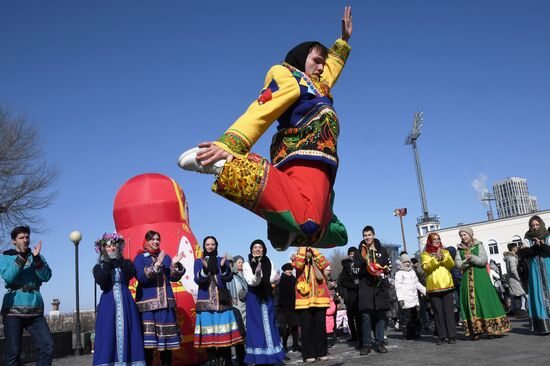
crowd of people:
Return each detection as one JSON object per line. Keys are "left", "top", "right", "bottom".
{"left": 0, "top": 215, "right": 550, "bottom": 365}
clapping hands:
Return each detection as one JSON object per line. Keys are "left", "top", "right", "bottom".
{"left": 172, "top": 251, "right": 185, "bottom": 265}
{"left": 32, "top": 241, "right": 42, "bottom": 257}
{"left": 154, "top": 251, "right": 166, "bottom": 271}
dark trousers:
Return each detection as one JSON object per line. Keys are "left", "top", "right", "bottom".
{"left": 235, "top": 343, "right": 246, "bottom": 365}
{"left": 279, "top": 325, "right": 299, "bottom": 350}
{"left": 360, "top": 309, "right": 385, "bottom": 346}
{"left": 205, "top": 347, "right": 232, "bottom": 366}
{"left": 3, "top": 315, "right": 54, "bottom": 366}
{"left": 299, "top": 308, "right": 327, "bottom": 360}
{"left": 346, "top": 308, "right": 363, "bottom": 344}
{"left": 399, "top": 307, "right": 420, "bottom": 339}
{"left": 429, "top": 291, "right": 457, "bottom": 339}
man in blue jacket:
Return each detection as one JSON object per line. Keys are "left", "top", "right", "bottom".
{"left": 0, "top": 226, "right": 53, "bottom": 365}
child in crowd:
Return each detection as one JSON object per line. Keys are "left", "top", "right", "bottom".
{"left": 395, "top": 254, "right": 426, "bottom": 339}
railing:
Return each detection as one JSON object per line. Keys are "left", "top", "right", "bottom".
{"left": 417, "top": 215, "right": 440, "bottom": 225}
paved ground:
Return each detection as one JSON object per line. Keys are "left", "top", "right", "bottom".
{"left": 43, "top": 318, "right": 547, "bottom": 365}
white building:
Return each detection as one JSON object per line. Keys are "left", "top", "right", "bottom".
{"left": 493, "top": 177, "right": 539, "bottom": 219}
{"left": 419, "top": 209, "right": 550, "bottom": 275}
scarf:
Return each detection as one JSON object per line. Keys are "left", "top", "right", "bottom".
{"left": 525, "top": 215, "right": 550, "bottom": 241}
{"left": 360, "top": 239, "right": 380, "bottom": 264}
{"left": 305, "top": 251, "right": 325, "bottom": 282}
{"left": 203, "top": 246, "right": 219, "bottom": 275}
{"left": 138, "top": 240, "right": 160, "bottom": 255}
{"left": 249, "top": 254, "right": 272, "bottom": 300}
{"left": 284, "top": 41, "right": 326, "bottom": 72}
{"left": 424, "top": 241, "right": 441, "bottom": 255}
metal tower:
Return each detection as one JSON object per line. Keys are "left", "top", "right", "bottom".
{"left": 405, "top": 111, "right": 440, "bottom": 244}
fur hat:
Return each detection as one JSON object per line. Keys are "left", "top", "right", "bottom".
{"left": 281, "top": 263, "right": 293, "bottom": 271}
{"left": 347, "top": 247, "right": 358, "bottom": 255}
{"left": 400, "top": 253, "right": 411, "bottom": 263}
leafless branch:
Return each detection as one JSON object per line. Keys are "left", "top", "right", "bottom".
{"left": 0, "top": 108, "right": 58, "bottom": 248}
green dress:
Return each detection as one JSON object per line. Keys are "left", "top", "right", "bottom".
{"left": 457, "top": 241, "right": 511, "bottom": 336}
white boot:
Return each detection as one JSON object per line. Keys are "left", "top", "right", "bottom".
{"left": 177, "top": 147, "right": 226, "bottom": 175}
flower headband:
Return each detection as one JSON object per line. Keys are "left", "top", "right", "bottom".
{"left": 94, "top": 232, "right": 125, "bottom": 254}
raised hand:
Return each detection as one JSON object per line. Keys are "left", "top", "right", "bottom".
{"left": 201, "top": 258, "right": 208, "bottom": 269}
{"left": 272, "top": 270, "right": 281, "bottom": 283}
{"left": 172, "top": 251, "right": 185, "bottom": 264}
{"left": 155, "top": 251, "right": 166, "bottom": 270}
{"left": 196, "top": 142, "right": 234, "bottom": 166}
{"left": 32, "top": 241, "right": 42, "bottom": 257}
{"left": 341, "top": 6, "right": 353, "bottom": 42}
{"left": 220, "top": 254, "right": 227, "bottom": 267}
{"left": 158, "top": 250, "right": 166, "bottom": 263}
{"left": 255, "top": 264, "right": 262, "bottom": 275}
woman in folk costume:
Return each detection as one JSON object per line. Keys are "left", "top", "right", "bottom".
{"left": 194, "top": 236, "right": 243, "bottom": 365}
{"left": 522, "top": 215, "right": 550, "bottom": 333}
{"left": 421, "top": 233, "right": 456, "bottom": 344}
{"left": 242, "top": 239, "right": 285, "bottom": 365}
{"left": 292, "top": 247, "right": 330, "bottom": 363}
{"left": 134, "top": 231, "right": 185, "bottom": 366}
{"left": 177, "top": 7, "right": 353, "bottom": 251}
{"left": 93, "top": 233, "right": 145, "bottom": 366}
{"left": 454, "top": 227, "right": 511, "bottom": 340}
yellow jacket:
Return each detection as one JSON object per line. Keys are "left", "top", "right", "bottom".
{"left": 421, "top": 249, "right": 455, "bottom": 293}
{"left": 292, "top": 247, "right": 330, "bottom": 309}
{"left": 214, "top": 39, "right": 351, "bottom": 158}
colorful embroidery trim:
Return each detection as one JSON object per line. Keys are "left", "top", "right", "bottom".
{"left": 217, "top": 131, "right": 250, "bottom": 156}
{"left": 282, "top": 62, "right": 327, "bottom": 97}
{"left": 270, "top": 104, "right": 339, "bottom": 169}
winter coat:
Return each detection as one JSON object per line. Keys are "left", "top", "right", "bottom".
{"left": 325, "top": 296, "right": 336, "bottom": 333}
{"left": 338, "top": 258, "right": 360, "bottom": 310}
{"left": 421, "top": 249, "right": 455, "bottom": 293}
{"left": 503, "top": 251, "right": 526, "bottom": 297}
{"left": 228, "top": 269, "right": 248, "bottom": 322}
{"left": 293, "top": 247, "right": 330, "bottom": 309}
{"left": 194, "top": 257, "right": 233, "bottom": 312}
{"left": 0, "top": 250, "right": 52, "bottom": 316}
{"left": 276, "top": 273, "right": 297, "bottom": 311}
{"left": 354, "top": 239, "right": 392, "bottom": 312}
{"left": 135, "top": 252, "right": 185, "bottom": 312}
{"left": 394, "top": 268, "right": 426, "bottom": 309}
{"left": 454, "top": 241, "right": 488, "bottom": 271}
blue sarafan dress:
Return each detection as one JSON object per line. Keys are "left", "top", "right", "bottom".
{"left": 243, "top": 259, "right": 285, "bottom": 365}
{"left": 193, "top": 256, "right": 243, "bottom": 348}
{"left": 93, "top": 259, "right": 145, "bottom": 366}
{"left": 525, "top": 237, "right": 550, "bottom": 334}
{"left": 134, "top": 252, "right": 184, "bottom": 350}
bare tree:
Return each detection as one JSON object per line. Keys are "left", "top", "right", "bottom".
{"left": 0, "top": 108, "right": 58, "bottom": 248}
{"left": 327, "top": 248, "right": 348, "bottom": 280}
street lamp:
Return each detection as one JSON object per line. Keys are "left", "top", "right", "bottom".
{"left": 69, "top": 230, "right": 83, "bottom": 356}
{"left": 393, "top": 208, "right": 408, "bottom": 252}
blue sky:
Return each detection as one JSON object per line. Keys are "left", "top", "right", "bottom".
{"left": 1, "top": 0, "right": 548, "bottom": 312}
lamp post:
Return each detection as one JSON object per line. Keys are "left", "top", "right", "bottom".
{"left": 393, "top": 208, "right": 408, "bottom": 252}
{"left": 69, "top": 230, "right": 83, "bottom": 356}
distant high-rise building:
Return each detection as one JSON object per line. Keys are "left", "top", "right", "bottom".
{"left": 493, "top": 177, "right": 539, "bottom": 218}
